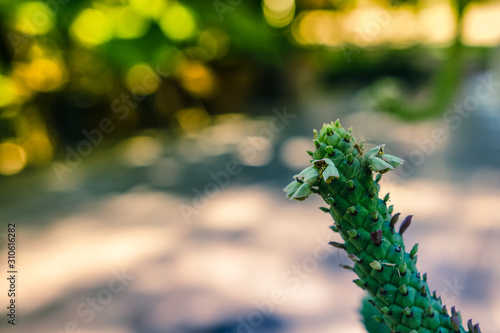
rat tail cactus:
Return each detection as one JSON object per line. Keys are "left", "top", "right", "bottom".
{"left": 284, "top": 120, "right": 482, "bottom": 333}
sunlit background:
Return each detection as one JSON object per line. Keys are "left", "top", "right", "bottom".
{"left": 0, "top": 0, "right": 500, "bottom": 332}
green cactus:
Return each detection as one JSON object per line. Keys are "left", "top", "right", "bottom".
{"left": 284, "top": 120, "right": 482, "bottom": 333}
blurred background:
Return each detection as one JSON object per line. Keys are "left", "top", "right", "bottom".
{"left": 0, "top": 0, "right": 500, "bottom": 332}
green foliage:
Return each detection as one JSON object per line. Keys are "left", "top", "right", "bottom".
{"left": 284, "top": 120, "right": 482, "bottom": 333}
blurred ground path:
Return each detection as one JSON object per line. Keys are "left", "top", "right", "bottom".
{"left": 0, "top": 175, "right": 499, "bottom": 332}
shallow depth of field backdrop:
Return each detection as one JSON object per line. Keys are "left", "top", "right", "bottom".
{"left": 1, "top": 0, "right": 500, "bottom": 332}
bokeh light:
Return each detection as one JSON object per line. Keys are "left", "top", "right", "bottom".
{"left": 125, "top": 63, "right": 160, "bottom": 95}
{"left": 70, "top": 8, "right": 114, "bottom": 47}
{"left": 263, "top": 0, "right": 295, "bottom": 28}
{"left": 0, "top": 142, "right": 28, "bottom": 175}
{"left": 176, "top": 60, "right": 217, "bottom": 98}
{"left": 15, "top": 2, "right": 54, "bottom": 35}
{"left": 114, "top": 6, "right": 150, "bottom": 39}
{"left": 158, "top": 3, "right": 196, "bottom": 41}
{"left": 176, "top": 107, "right": 211, "bottom": 135}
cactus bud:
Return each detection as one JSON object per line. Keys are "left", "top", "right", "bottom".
{"left": 347, "top": 206, "right": 358, "bottom": 215}
{"left": 306, "top": 150, "right": 313, "bottom": 156}
{"left": 467, "top": 319, "right": 474, "bottom": 332}
{"left": 283, "top": 180, "right": 301, "bottom": 198}
{"left": 346, "top": 153, "right": 354, "bottom": 164}
{"left": 426, "top": 305, "right": 434, "bottom": 317}
{"left": 442, "top": 305, "right": 448, "bottom": 316}
{"left": 339, "top": 264, "right": 354, "bottom": 271}
{"left": 348, "top": 254, "right": 362, "bottom": 263}
{"left": 398, "top": 262, "right": 407, "bottom": 275}
{"left": 347, "top": 229, "right": 358, "bottom": 238}
{"left": 450, "top": 312, "right": 461, "bottom": 330}
{"left": 383, "top": 193, "right": 390, "bottom": 203}
{"left": 402, "top": 307, "right": 412, "bottom": 317}
{"left": 381, "top": 307, "right": 391, "bottom": 315}
{"left": 474, "top": 323, "right": 482, "bottom": 333}
{"left": 370, "top": 229, "right": 382, "bottom": 246}
{"left": 372, "top": 315, "right": 383, "bottom": 323}
{"left": 325, "top": 197, "right": 335, "bottom": 205}
{"left": 370, "top": 210, "right": 379, "bottom": 220}
{"left": 330, "top": 225, "right": 339, "bottom": 232}
{"left": 325, "top": 145, "right": 334, "bottom": 155}
{"left": 346, "top": 179, "right": 355, "bottom": 189}
{"left": 370, "top": 260, "right": 382, "bottom": 271}
{"left": 354, "top": 279, "right": 365, "bottom": 289}
{"left": 322, "top": 162, "right": 339, "bottom": 183}
{"left": 329, "top": 241, "right": 346, "bottom": 249}
{"left": 292, "top": 183, "right": 312, "bottom": 201}
{"left": 313, "top": 129, "right": 318, "bottom": 138}
{"left": 410, "top": 243, "right": 419, "bottom": 258}
{"left": 368, "top": 156, "right": 393, "bottom": 173}
{"left": 399, "top": 215, "right": 413, "bottom": 235}
{"left": 390, "top": 212, "right": 400, "bottom": 228}
{"left": 423, "top": 273, "right": 428, "bottom": 282}
{"left": 399, "top": 284, "right": 408, "bottom": 296}
{"left": 375, "top": 174, "right": 382, "bottom": 182}
{"left": 368, "top": 187, "right": 377, "bottom": 198}
{"left": 381, "top": 153, "right": 404, "bottom": 168}
{"left": 314, "top": 139, "right": 320, "bottom": 148}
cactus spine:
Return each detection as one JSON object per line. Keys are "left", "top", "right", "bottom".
{"left": 284, "top": 120, "right": 482, "bottom": 333}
